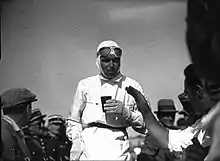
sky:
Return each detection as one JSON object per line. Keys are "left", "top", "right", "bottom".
{"left": 1, "top": 0, "right": 190, "bottom": 136}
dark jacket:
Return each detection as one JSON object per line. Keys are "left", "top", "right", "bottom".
{"left": 138, "top": 125, "right": 180, "bottom": 161}
{"left": 1, "top": 119, "right": 31, "bottom": 161}
{"left": 23, "top": 130, "right": 50, "bottom": 161}
{"left": 46, "top": 136, "right": 72, "bottom": 161}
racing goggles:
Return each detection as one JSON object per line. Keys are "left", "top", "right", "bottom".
{"left": 97, "top": 46, "right": 122, "bottom": 57}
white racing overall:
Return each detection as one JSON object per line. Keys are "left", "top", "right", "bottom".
{"left": 66, "top": 74, "right": 148, "bottom": 160}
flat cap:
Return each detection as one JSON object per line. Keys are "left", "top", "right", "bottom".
{"left": 1, "top": 88, "right": 37, "bottom": 109}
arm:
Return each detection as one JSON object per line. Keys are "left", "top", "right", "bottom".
{"left": 66, "top": 80, "right": 86, "bottom": 160}
{"left": 126, "top": 86, "right": 169, "bottom": 148}
{"left": 205, "top": 114, "right": 220, "bottom": 161}
{"left": 66, "top": 80, "right": 86, "bottom": 139}
{"left": 129, "top": 84, "right": 151, "bottom": 134}
{"left": 125, "top": 86, "right": 196, "bottom": 151}
{"left": 128, "top": 110, "right": 147, "bottom": 134}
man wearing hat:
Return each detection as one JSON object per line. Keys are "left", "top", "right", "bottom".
{"left": 24, "top": 108, "right": 47, "bottom": 135}
{"left": 1, "top": 88, "right": 37, "bottom": 161}
{"left": 23, "top": 108, "right": 49, "bottom": 161}
{"left": 46, "top": 115, "right": 72, "bottom": 161}
{"left": 154, "top": 99, "right": 178, "bottom": 129}
{"left": 47, "top": 115, "right": 65, "bottom": 139}
{"left": 138, "top": 99, "right": 178, "bottom": 161}
{"left": 66, "top": 40, "right": 149, "bottom": 160}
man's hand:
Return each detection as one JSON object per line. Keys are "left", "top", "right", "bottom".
{"left": 104, "top": 99, "right": 131, "bottom": 120}
{"left": 125, "top": 86, "right": 151, "bottom": 117}
{"left": 184, "top": 138, "right": 209, "bottom": 161}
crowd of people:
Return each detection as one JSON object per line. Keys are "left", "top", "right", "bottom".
{"left": 1, "top": 89, "right": 72, "bottom": 161}
{"left": 1, "top": 0, "right": 220, "bottom": 161}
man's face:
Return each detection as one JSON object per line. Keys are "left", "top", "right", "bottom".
{"left": 184, "top": 79, "right": 216, "bottom": 115}
{"left": 157, "top": 112, "right": 175, "bottom": 128}
{"left": 29, "top": 121, "right": 45, "bottom": 135}
{"left": 100, "top": 55, "right": 120, "bottom": 79}
{"left": 48, "top": 123, "right": 62, "bottom": 135}
{"left": 24, "top": 103, "right": 32, "bottom": 125}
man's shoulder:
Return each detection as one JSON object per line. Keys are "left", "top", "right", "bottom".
{"left": 1, "top": 119, "right": 14, "bottom": 136}
{"left": 79, "top": 75, "right": 100, "bottom": 85}
{"left": 80, "top": 75, "right": 99, "bottom": 82}
{"left": 123, "top": 76, "right": 142, "bottom": 88}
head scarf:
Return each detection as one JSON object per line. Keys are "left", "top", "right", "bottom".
{"left": 96, "top": 40, "right": 122, "bottom": 80}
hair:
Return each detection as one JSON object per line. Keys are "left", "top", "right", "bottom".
{"left": 3, "top": 103, "right": 29, "bottom": 115}
{"left": 184, "top": 64, "right": 202, "bottom": 89}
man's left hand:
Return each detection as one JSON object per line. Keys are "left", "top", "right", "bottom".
{"left": 104, "top": 99, "right": 131, "bottom": 119}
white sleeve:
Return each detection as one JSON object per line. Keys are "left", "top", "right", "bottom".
{"left": 66, "top": 80, "right": 86, "bottom": 141}
{"left": 168, "top": 127, "right": 194, "bottom": 152}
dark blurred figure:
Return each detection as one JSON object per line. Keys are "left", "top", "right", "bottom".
{"left": 1, "top": 88, "right": 37, "bottom": 161}
{"left": 177, "top": 92, "right": 202, "bottom": 129}
{"left": 46, "top": 115, "right": 71, "bottom": 161}
{"left": 23, "top": 108, "right": 49, "bottom": 161}
{"left": 186, "top": 0, "right": 220, "bottom": 83}
{"left": 138, "top": 99, "right": 178, "bottom": 161}
{"left": 186, "top": 1, "right": 220, "bottom": 160}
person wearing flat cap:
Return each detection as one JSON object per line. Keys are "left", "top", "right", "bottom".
{"left": 138, "top": 99, "right": 178, "bottom": 161}
{"left": 22, "top": 108, "right": 50, "bottom": 161}
{"left": 66, "top": 40, "right": 150, "bottom": 160}
{"left": 1, "top": 88, "right": 37, "bottom": 161}
{"left": 46, "top": 115, "right": 71, "bottom": 161}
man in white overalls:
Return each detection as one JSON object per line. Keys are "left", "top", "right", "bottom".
{"left": 66, "top": 40, "right": 150, "bottom": 160}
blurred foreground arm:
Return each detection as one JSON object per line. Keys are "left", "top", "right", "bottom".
{"left": 205, "top": 115, "right": 220, "bottom": 161}
{"left": 125, "top": 86, "right": 168, "bottom": 148}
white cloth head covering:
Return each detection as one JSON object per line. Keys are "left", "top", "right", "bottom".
{"left": 96, "top": 40, "right": 121, "bottom": 53}
{"left": 96, "top": 40, "right": 122, "bottom": 79}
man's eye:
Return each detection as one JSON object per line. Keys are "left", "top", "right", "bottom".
{"left": 112, "top": 59, "right": 120, "bottom": 63}
{"left": 101, "top": 59, "right": 111, "bottom": 63}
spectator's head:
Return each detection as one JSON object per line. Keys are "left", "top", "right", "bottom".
{"left": 1, "top": 88, "right": 37, "bottom": 127}
{"left": 178, "top": 92, "right": 201, "bottom": 125}
{"left": 186, "top": 0, "right": 220, "bottom": 83}
{"left": 154, "top": 99, "right": 178, "bottom": 128}
{"left": 47, "top": 114, "right": 65, "bottom": 137}
{"left": 184, "top": 64, "right": 216, "bottom": 115}
{"left": 27, "top": 108, "right": 47, "bottom": 135}
{"left": 176, "top": 118, "right": 188, "bottom": 130}
{"left": 96, "top": 40, "right": 122, "bottom": 79}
